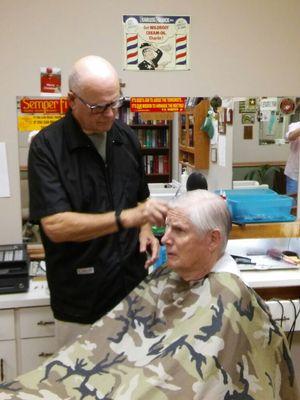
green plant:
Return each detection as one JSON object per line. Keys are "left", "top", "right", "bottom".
{"left": 244, "top": 164, "right": 281, "bottom": 185}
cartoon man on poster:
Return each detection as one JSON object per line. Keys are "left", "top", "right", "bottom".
{"left": 123, "top": 15, "right": 190, "bottom": 71}
{"left": 138, "top": 43, "right": 163, "bottom": 70}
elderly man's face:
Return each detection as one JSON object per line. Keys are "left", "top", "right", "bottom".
{"left": 161, "top": 208, "right": 214, "bottom": 281}
{"left": 69, "top": 79, "right": 120, "bottom": 134}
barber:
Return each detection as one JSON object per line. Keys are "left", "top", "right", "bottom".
{"left": 28, "top": 55, "right": 168, "bottom": 348}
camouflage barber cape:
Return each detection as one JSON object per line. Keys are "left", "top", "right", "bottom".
{"left": 0, "top": 267, "right": 298, "bottom": 400}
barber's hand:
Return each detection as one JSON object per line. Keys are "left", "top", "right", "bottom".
{"left": 119, "top": 199, "right": 168, "bottom": 229}
{"left": 142, "top": 199, "right": 169, "bottom": 227}
{"left": 139, "top": 225, "right": 160, "bottom": 269}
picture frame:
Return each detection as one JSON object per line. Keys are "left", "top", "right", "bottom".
{"left": 241, "top": 113, "right": 255, "bottom": 125}
{"left": 226, "top": 108, "right": 233, "bottom": 125}
{"left": 211, "top": 147, "right": 218, "bottom": 163}
{"left": 218, "top": 107, "right": 226, "bottom": 134}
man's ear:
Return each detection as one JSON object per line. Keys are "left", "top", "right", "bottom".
{"left": 207, "top": 229, "right": 221, "bottom": 252}
{"left": 68, "top": 91, "right": 75, "bottom": 108}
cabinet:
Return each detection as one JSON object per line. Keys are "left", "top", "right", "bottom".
{"left": 178, "top": 99, "right": 210, "bottom": 169}
{"left": 118, "top": 103, "right": 173, "bottom": 183}
{"left": 0, "top": 310, "right": 17, "bottom": 383}
{"left": 0, "top": 305, "right": 56, "bottom": 380}
{"left": 18, "top": 306, "right": 56, "bottom": 374}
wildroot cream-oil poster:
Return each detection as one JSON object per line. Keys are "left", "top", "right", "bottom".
{"left": 123, "top": 15, "right": 190, "bottom": 71}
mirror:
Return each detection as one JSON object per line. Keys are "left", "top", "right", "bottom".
{"left": 257, "top": 97, "right": 300, "bottom": 145}
{"left": 17, "top": 95, "right": 298, "bottom": 246}
{"left": 231, "top": 97, "right": 298, "bottom": 217}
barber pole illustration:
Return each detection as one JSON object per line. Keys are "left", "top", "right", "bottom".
{"left": 176, "top": 35, "right": 187, "bottom": 65}
{"left": 126, "top": 34, "right": 138, "bottom": 65}
{"left": 123, "top": 15, "right": 190, "bottom": 70}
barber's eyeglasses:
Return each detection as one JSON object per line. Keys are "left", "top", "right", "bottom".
{"left": 72, "top": 91, "right": 124, "bottom": 114}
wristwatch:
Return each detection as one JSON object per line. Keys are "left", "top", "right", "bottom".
{"left": 115, "top": 210, "right": 124, "bottom": 231}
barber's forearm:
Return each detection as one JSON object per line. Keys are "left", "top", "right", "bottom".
{"left": 41, "top": 211, "right": 121, "bottom": 242}
{"left": 41, "top": 199, "right": 167, "bottom": 243}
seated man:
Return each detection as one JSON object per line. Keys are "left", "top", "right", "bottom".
{"left": 0, "top": 190, "right": 297, "bottom": 399}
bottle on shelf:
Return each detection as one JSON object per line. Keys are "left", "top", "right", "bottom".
{"left": 180, "top": 168, "right": 189, "bottom": 192}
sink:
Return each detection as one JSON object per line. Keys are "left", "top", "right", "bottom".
{"left": 149, "top": 181, "right": 183, "bottom": 202}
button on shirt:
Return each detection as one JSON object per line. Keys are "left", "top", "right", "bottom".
{"left": 28, "top": 110, "right": 149, "bottom": 323}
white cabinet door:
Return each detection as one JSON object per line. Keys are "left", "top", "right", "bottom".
{"left": 19, "top": 336, "right": 57, "bottom": 374}
{"left": 0, "top": 340, "right": 17, "bottom": 383}
{"left": 0, "top": 309, "right": 15, "bottom": 340}
{"left": 18, "top": 306, "right": 55, "bottom": 338}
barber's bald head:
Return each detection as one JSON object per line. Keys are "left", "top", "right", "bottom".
{"left": 68, "top": 55, "right": 120, "bottom": 134}
{"left": 69, "top": 55, "right": 119, "bottom": 95}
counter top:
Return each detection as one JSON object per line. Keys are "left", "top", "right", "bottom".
{"left": 230, "top": 221, "right": 300, "bottom": 239}
{"left": 241, "top": 268, "right": 300, "bottom": 288}
{"left": 0, "top": 278, "right": 50, "bottom": 310}
{"left": 0, "top": 267, "right": 299, "bottom": 310}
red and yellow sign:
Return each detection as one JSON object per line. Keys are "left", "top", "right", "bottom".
{"left": 17, "top": 97, "right": 69, "bottom": 132}
{"left": 20, "top": 97, "right": 69, "bottom": 114}
{"left": 130, "top": 97, "right": 186, "bottom": 112}
{"left": 17, "top": 115, "right": 63, "bottom": 132}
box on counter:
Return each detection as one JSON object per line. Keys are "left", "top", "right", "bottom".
{"left": 216, "top": 189, "right": 295, "bottom": 224}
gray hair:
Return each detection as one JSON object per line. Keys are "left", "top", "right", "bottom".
{"left": 169, "top": 189, "right": 232, "bottom": 252}
{"left": 68, "top": 68, "right": 81, "bottom": 93}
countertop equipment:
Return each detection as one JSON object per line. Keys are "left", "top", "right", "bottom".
{"left": 0, "top": 244, "right": 29, "bottom": 294}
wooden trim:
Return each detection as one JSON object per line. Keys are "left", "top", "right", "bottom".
{"left": 179, "top": 161, "right": 195, "bottom": 169}
{"left": 27, "top": 244, "right": 45, "bottom": 260}
{"left": 230, "top": 221, "right": 300, "bottom": 239}
{"left": 140, "top": 112, "right": 174, "bottom": 121}
{"left": 179, "top": 145, "right": 195, "bottom": 154}
{"left": 130, "top": 124, "right": 169, "bottom": 128}
{"left": 233, "top": 161, "right": 286, "bottom": 167}
{"left": 255, "top": 286, "right": 300, "bottom": 300}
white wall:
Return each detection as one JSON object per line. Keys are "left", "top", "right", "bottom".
{"left": 1, "top": 0, "right": 300, "bottom": 242}
{"left": 206, "top": 98, "right": 233, "bottom": 190}
{"left": 232, "top": 101, "right": 290, "bottom": 164}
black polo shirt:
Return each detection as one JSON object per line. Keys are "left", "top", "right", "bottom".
{"left": 28, "top": 110, "right": 149, "bottom": 323}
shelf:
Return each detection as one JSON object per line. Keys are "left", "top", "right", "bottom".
{"left": 119, "top": 106, "right": 173, "bottom": 183}
{"left": 141, "top": 148, "right": 169, "bottom": 155}
{"left": 147, "top": 174, "right": 170, "bottom": 183}
{"left": 178, "top": 99, "right": 210, "bottom": 170}
{"left": 229, "top": 221, "right": 300, "bottom": 239}
{"left": 179, "top": 161, "right": 196, "bottom": 169}
{"left": 131, "top": 124, "right": 168, "bottom": 129}
{"left": 179, "top": 145, "right": 195, "bottom": 154}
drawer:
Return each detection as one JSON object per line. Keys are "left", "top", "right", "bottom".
{"left": 0, "top": 309, "right": 15, "bottom": 340}
{"left": 19, "top": 336, "right": 56, "bottom": 374}
{"left": 18, "top": 306, "right": 55, "bottom": 339}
